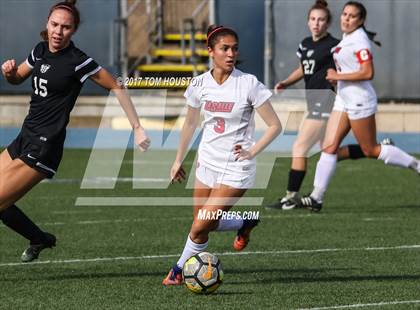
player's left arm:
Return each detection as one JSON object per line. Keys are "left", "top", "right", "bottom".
{"left": 326, "top": 49, "right": 374, "bottom": 82}
{"left": 234, "top": 101, "right": 282, "bottom": 161}
{"left": 90, "top": 68, "right": 150, "bottom": 151}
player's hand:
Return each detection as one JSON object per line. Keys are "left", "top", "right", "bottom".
{"left": 234, "top": 144, "right": 254, "bottom": 161}
{"left": 170, "top": 161, "right": 186, "bottom": 183}
{"left": 326, "top": 68, "right": 338, "bottom": 83}
{"left": 274, "top": 81, "right": 287, "bottom": 94}
{"left": 1, "top": 59, "right": 17, "bottom": 78}
{"left": 134, "top": 126, "right": 150, "bottom": 152}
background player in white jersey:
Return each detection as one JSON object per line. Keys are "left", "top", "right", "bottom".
{"left": 266, "top": 0, "right": 367, "bottom": 211}
{"left": 163, "top": 25, "right": 282, "bottom": 286}
{"left": 300, "top": 1, "right": 420, "bottom": 211}
{"left": 0, "top": 0, "right": 150, "bottom": 262}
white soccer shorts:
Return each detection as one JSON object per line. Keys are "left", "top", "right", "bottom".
{"left": 333, "top": 95, "right": 377, "bottom": 120}
{"left": 195, "top": 162, "right": 255, "bottom": 189}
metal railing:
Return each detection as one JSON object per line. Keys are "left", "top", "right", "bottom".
{"left": 180, "top": 0, "right": 209, "bottom": 76}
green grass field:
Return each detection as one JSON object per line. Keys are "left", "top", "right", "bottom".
{"left": 0, "top": 149, "right": 419, "bottom": 310}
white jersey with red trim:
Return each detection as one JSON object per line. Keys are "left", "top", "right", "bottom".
{"left": 184, "top": 68, "right": 272, "bottom": 175}
{"left": 333, "top": 28, "right": 377, "bottom": 108}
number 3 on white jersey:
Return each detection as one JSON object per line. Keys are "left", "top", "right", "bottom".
{"left": 214, "top": 117, "right": 225, "bottom": 133}
{"left": 34, "top": 76, "right": 48, "bottom": 97}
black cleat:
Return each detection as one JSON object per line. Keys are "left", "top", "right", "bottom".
{"left": 265, "top": 195, "right": 302, "bottom": 210}
{"left": 21, "top": 232, "right": 56, "bottom": 263}
{"left": 300, "top": 195, "right": 323, "bottom": 212}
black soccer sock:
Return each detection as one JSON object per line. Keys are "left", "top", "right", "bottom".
{"left": 287, "top": 169, "right": 306, "bottom": 193}
{"left": 348, "top": 144, "right": 366, "bottom": 160}
{"left": 0, "top": 204, "right": 47, "bottom": 244}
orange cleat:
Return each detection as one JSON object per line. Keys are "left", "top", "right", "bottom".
{"left": 162, "top": 265, "right": 183, "bottom": 286}
{"left": 233, "top": 219, "right": 260, "bottom": 251}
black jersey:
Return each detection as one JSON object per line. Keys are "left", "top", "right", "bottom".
{"left": 297, "top": 33, "right": 340, "bottom": 90}
{"left": 23, "top": 41, "right": 101, "bottom": 145}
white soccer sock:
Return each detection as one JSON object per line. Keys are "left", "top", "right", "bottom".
{"left": 214, "top": 218, "right": 244, "bottom": 232}
{"left": 378, "top": 144, "right": 416, "bottom": 169}
{"left": 311, "top": 152, "right": 337, "bottom": 202}
{"left": 176, "top": 235, "right": 208, "bottom": 269}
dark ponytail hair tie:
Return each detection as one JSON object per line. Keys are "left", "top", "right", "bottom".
{"left": 362, "top": 25, "right": 381, "bottom": 47}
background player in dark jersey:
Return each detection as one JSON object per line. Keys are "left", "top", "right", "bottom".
{"left": 0, "top": 0, "right": 150, "bottom": 262}
{"left": 266, "top": 0, "right": 366, "bottom": 211}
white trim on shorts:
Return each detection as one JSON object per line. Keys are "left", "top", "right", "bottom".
{"left": 195, "top": 163, "right": 255, "bottom": 189}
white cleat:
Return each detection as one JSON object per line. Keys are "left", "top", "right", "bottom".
{"left": 380, "top": 138, "right": 394, "bottom": 146}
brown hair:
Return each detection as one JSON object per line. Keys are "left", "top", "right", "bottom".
{"left": 206, "top": 25, "right": 238, "bottom": 48}
{"left": 308, "top": 0, "right": 332, "bottom": 24}
{"left": 344, "top": 1, "right": 381, "bottom": 46}
{"left": 40, "top": 0, "right": 80, "bottom": 41}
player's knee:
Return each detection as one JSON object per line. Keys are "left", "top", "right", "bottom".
{"left": 321, "top": 139, "right": 339, "bottom": 154}
{"left": 190, "top": 220, "right": 215, "bottom": 240}
{"left": 322, "top": 144, "right": 339, "bottom": 154}
{"left": 189, "top": 229, "right": 210, "bottom": 243}
{"left": 0, "top": 198, "right": 11, "bottom": 211}
{"left": 292, "top": 141, "right": 310, "bottom": 157}
{"left": 361, "top": 144, "right": 380, "bottom": 158}
{"left": 0, "top": 192, "right": 7, "bottom": 208}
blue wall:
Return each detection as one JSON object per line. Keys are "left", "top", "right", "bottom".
{"left": 216, "top": 0, "right": 265, "bottom": 82}
{"left": 0, "top": 0, "right": 118, "bottom": 95}
{"left": 271, "top": 0, "right": 420, "bottom": 100}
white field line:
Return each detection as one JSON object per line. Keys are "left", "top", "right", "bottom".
{"left": 74, "top": 197, "right": 264, "bottom": 206}
{"left": 52, "top": 210, "right": 104, "bottom": 215}
{"left": 78, "top": 159, "right": 280, "bottom": 167}
{"left": 0, "top": 218, "right": 149, "bottom": 227}
{"left": 362, "top": 217, "right": 395, "bottom": 222}
{"left": 0, "top": 244, "right": 419, "bottom": 267}
{"left": 42, "top": 177, "right": 168, "bottom": 184}
{"left": 0, "top": 215, "right": 400, "bottom": 228}
{"left": 297, "top": 299, "right": 420, "bottom": 310}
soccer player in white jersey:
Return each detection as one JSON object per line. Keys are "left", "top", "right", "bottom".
{"left": 266, "top": 0, "right": 369, "bottom": 211}
{"left": 0, "top": 0, "right": 150, "bottom": 262}
{"left": 162, "top": 25, "right": 282, "bottom": 285}
{"left": 300, "top": 1, "right": 420, "bottom": 211}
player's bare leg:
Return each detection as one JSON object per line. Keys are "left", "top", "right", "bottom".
{"left": 192, "top": 179, "right": 212, "bottom": 219}
{"left": 351, "top": 115, "right": 419, "bottom": 171}
{"left": 266, "top": 119, "right": 327, "bottom": 210}
{"left": 0, "top": 157, "right": 45, "bottom": 211}
{"left": 163, "top": 184, "right": 247, "bottom": 286}
{"left": 190, "top": 185, "right": 247, "bottom": 243}
{"left": 0, "top": 151, "right": 56, "bottom": 262}
{"left": 301, "top": 111, "right": 351, "bottom": 211}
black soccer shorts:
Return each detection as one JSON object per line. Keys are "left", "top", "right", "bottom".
{"left": 7, "top": 132, "right": 63, "bottom": 179}
{"left": 305, "top": 89, "right": 335, "bottom": 120}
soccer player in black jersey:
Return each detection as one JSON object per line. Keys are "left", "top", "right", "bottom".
{"left": 266, "top": 0, "right": 366, "bottom": 211}
{"left": 0, "top": 0, "right": 150, "bottom": 262}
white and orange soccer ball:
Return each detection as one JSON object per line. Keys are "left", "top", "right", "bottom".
{"left": 183, "top": 252, "right": 223, "bottom": 294}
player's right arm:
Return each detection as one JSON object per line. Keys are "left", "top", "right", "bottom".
{"left": 170, "top": 106, "right": 201, "bottom": 183}
{"left": 1, "top": 60, "right": 32, "bottom": 85}
{"left": 274, "top": 64, "right": 304, "bottom": 91}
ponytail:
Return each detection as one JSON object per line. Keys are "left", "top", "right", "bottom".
{"left": 362, "top": 25, "right": 381, "bottom": 47}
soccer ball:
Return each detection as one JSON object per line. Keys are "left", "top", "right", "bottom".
{"left": 183, "top": 252, "right": 223, "bottom": 294}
